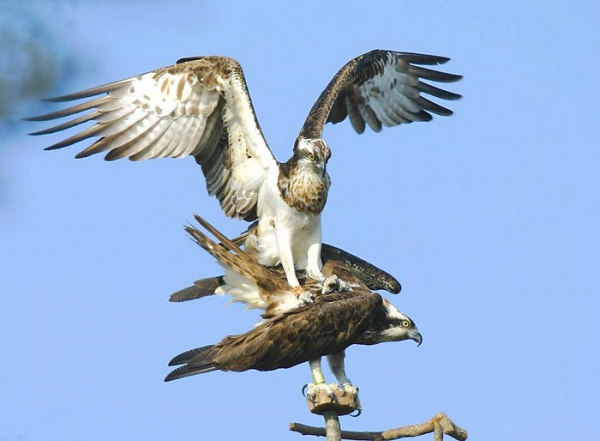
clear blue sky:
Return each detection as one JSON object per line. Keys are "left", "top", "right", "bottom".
{"left": 2, "top": 1, "right": 599, "bottom": 440}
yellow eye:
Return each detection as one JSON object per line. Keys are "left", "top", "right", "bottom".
{"left": 308, "top": 153, "right": 315, "bottom": 161}
{"left": 401, "top": 320, "right": 410, "bottom": 328}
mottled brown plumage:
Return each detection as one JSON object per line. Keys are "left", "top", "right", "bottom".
{"left": 165, "top": 292, "right": 389, "bottom": 379}
{"left": 164, "top": 216, "right": 420, "bottom": 383}
{"left": 278, "top": 139, "right": 331, "bottom": 215}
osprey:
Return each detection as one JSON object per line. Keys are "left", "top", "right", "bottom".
{"left": 165, "top": 215, "right": 421, "bottom": 392}
{"left": 27, "top": 49, "right": 461, "bottom": 297}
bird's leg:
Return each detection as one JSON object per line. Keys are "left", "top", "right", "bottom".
{"left": 275, "top": 225, "right": 312, "bottom": 304}
{"left": 328, "top": 352, "right": 361, "bottom": 411}
{"left": 305, "top": 225, "right": 325, "bottom": 282}
{"left": 305, "top": 224, "right": 342, "bottom": 295}
{"left": 304, "top": 224, "right": 347, "bottom": 294}
{"left": 305, "top": 358, "right": 335, "bottom": 403}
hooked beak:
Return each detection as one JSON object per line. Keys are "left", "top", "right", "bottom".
{"left": 316, "top": 162, "right": 326, "bottom": 178}
{"left": 412, "top": 331, "right": 423, "bottom": 347}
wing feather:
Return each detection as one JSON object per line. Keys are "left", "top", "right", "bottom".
{"left": 184, "top": 291, "right": 383, "bottom": 373}
{"left": 28, "top": 56, "right": 277, "bottom": 221}
{"left": 300, "top": 49, "right": 462, "bottom": 139}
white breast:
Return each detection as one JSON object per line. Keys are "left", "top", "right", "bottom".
{"left": 253, "top": 170, "right": 321, "bottom": 269}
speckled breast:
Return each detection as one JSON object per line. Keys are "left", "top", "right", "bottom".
{"left": 279, "top": 169, "right": 331, "bottom": 215}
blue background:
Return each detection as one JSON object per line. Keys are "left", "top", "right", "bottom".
{"left": 1, "top": 1, "right": 599, "bottom": 440}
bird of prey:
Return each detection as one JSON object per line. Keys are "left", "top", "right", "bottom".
{"left": 165, "top": 215, "right": 422, "bottom": 395}
{"left": 27, "top": 49, "right": 461, "bottom": 298}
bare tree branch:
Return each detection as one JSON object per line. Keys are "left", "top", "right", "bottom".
{"left": 323, "top": 410, "right": 342, "bottom": 441}
{"left": 290, "top": 412, "right": 468, "bottom": 441}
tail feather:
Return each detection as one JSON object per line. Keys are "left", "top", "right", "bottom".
{"left": 169, "top": 276, "right": 224, "bottom": 302}
{"left": 192, "top": 214, "right": 245, "bottom": 255}
{"left": 185, "top": 215, "right": 287, "bottom": 292}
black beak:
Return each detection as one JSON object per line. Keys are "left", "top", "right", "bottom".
{"left": 412, "top": 331, "right": 423, "bottom": 347}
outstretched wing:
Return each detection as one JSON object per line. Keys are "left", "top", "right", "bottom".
{"left": 299, "top": 50, "right": 462, "bottom": 138}
{"left": 27, "top": 56, "right": 278, "bottom": 221}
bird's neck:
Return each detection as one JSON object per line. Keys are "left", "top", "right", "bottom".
{"left": 278, "top": 158, "right": 330, "bottom": 215}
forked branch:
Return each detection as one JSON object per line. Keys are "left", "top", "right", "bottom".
{"left": 290, "top": 412, "right": 468, "bottom": 441}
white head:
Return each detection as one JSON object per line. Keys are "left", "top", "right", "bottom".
{"left": 294, "top": 138, "right": 331, "bottom": 165}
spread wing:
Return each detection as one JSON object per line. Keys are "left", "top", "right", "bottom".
{"left": 27, "top": 56, "right": 278, "bottom": 221}
{"left": 299, "top": 50, "right": 462, "bottom": 139}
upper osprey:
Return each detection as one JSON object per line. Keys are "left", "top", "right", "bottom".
{"left": 28, "top": 49, "right": 462, "bottom": 296}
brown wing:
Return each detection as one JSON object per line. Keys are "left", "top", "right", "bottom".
{"left": 321, "top": 243, "right": 401, "bottom": 294}
{"left": 165, "top": 291, "right": 383, "bottom": 380}
{"left": 27, "top": 56, "right": 278, "bottom": 221}
{"left": 300, "top": 50, "right": 462, "bottom": 139}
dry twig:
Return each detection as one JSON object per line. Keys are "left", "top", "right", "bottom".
{"left": 290, "top": 412, "right": 468, "bottom": 441}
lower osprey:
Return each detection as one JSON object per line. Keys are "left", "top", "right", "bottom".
{"left": 165, "top": 216, "right": 422, "bottom": 394}
{"left": 28, "top": 49, "right": 461, "bottom": 298}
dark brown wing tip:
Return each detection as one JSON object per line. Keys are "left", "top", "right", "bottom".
{"left": 388, "top": 280, "right": 402, "bottom": 294}
{"left": 396, "top": 51, "right": 452, "bottom": 65}
{"left": 42, "top": 80, "right": 129, "bottom": 103}
{"left": 176, "top": 56, "right": 205, "bottom": 64}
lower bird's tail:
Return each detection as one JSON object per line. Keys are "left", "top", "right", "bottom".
{"left": 164, "top": 345, "right": 218, "bottom": 382}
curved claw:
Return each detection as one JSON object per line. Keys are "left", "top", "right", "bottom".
{"left": 295, "top": 287, "right": 314, "bottom": 305}
{"left": 321, "top": 275, "right": 348, "bottom": 294}
{"left": 302, "top": 383, "right": 309, "bottom": 397}
{"left": 350, "top": 408, "right": 362, "bottom": 418}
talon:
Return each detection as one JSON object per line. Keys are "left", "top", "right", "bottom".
{"left": 321, "top": 275, "right": 348, "bottom": 294}
{"left": 350, "top": 409, "right": 362, "bottom": 418}
{"left": 353, "top": 393, "right": 362, "bottom": 415}
{"left": 300, "top": 292, "right": 314, "bottom": 304}
{"left": 294, "top": 286, "right": 314, "bottom": 304}
{"left": 302, "top": 384, "right": 309, "bottom": 397}
{"left": 304, "top": 383, "right": 318, "bottom": 402}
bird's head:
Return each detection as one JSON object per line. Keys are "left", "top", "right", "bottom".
{"left": 293, "top": 137, "right": 331, "bottom": 175}
{"left": 380, "top": 299, "right": 422, "bottom": 346}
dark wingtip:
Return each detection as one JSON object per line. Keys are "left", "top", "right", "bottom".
{"left": 176, "top": 56, "right": 205, "bottom": 64}
{"left": 164, "top": 366, "right": 186, "bottom": 382}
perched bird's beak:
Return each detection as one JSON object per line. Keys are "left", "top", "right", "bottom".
{"left": 317, "top": 162, "right": 326, "bottom": 177}
{"left": 412, "top": 331, "right": 423, "bottom": 347}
